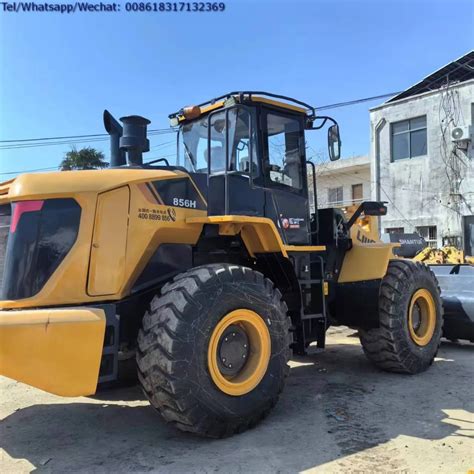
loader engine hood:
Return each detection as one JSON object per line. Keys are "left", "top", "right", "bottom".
{"left": 0, "top": 168, "right": 207, "bottom": 309}
{"left": 2, "top": 168, "right": 183, "bottom": 197}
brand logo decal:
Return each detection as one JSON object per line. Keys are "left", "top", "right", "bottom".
{"left": 356, "top": 229, "right": 376, "bottom": 244}
{"left": 167, "top": 208, "right": 177, "bottom": 221}
{"left": 281, "top": 216, "right": 305, "bottom": 230}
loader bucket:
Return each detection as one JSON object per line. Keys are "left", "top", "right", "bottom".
{"left": 429, "top": 264, "right": 474, "bottom": 343}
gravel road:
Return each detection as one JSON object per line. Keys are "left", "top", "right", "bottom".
{"left": 1, "top": 328, "right": 473, "bottom": 473}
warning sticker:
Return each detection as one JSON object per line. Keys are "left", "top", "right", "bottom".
{"left": 281, "top": 217, "right": 305, "bottom": 230}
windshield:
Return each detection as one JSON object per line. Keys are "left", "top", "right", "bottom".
{"left": 177, "top": 115, "right": 209, "bottom": 172}
{"left": 176, "top": 107, "right": 257, "bottom": 175}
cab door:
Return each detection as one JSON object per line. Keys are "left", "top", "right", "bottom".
{"left": 207, "top": 106, "right": 265, "bottom": 217}
{"left": 261, "top": 108, "right": 311, "bottom": 245}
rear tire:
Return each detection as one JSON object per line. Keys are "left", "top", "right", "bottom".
{"left": 359, "top": 260, "right": 442, "bottom": 374}
{"left": 136, "top": 264, "right": 291, "bottom": 437}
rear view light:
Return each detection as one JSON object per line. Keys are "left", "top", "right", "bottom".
{"left": 10, "top": 200, "right": 44, "bottom": 233}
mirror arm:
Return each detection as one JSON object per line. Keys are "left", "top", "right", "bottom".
{"left": 346, "top": 205, "right": 365, "bottom": 230}
{"left": 307, "top": 115, "right": 338, "bottom": 130}
{"left": 346, "top": 201, "right": 387, "bottom": 229}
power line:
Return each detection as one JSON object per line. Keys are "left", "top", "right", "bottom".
{"left": 0, "top": 133, "right": 109, "bottom": 144}
{"left": 1, "top": 153, "right": 180, "bottom": 176}
{"left": 316, "top": 91, "right": 402, "bottom": 111}
{"left": 1, "top": 166, "right": 58, "bottom": 176}
{"left": 0, "top": 137, "right": 111, "bottom": 150}
{"left": 0, "top": 91, "right": 400, "bottom": 147}
{"left": 150, "top": 140, "right": 176, "bottom": 150}
{"left": 0, "top": 91, "right": 402, "bottom": 176}
{"left": 0, "top": 129, "right": 177, "bottom": 151}
{"left": 0, "top": 127, "right": 176, "bottom": 145}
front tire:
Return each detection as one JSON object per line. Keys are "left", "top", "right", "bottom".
{"left": 136, "top": 264, "right": 291, "bottom": 437}
{"left": 359, "top": 260, "right": 442, "bottom": 374}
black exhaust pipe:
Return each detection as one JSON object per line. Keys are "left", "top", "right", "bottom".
{"left": 103, "top": 110, "right": 126, "bottom": 167}
{"left": 119, "top": 115, "right": 151, "bottom": 166}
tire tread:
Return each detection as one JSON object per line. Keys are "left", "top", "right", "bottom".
{"left": 136, "top": 263, "right": 291, "bottom": 437}
{"left": 359, "top": 260, "right": 442, "bottom": 374}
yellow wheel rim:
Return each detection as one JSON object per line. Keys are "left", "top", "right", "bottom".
{"left": 207, "top": 309, "right": 271, "bottom": 396}
{"left": 408, "top": 289, "right": 436, "bottom": 346}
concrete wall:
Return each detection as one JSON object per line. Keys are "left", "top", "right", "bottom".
{"left": 312, "top": 155, "right": 371, "bottom": 210}
{"left": 370, "top": 80, "right": 474, "bottom": 248}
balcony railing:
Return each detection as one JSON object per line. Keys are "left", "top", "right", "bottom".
{"left": 317, "top": 198, "right": 365, "bottom": 209}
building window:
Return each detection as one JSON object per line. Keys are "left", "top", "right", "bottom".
{"left": 391, "top": 116, "right": 427, "bottom": 161}
{"left": 416, "top": 225, "right": 437, "bottom": 248}
{"left": 385, "top": 227, "right": 404, "bottom": 234}
{"left": 352, "top": 183, "right": 363, "bottom": 203}
{"left": 328, "top": 186, "right": 343, "bottom": 205}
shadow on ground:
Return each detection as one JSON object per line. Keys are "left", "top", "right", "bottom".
{"left": 1, "top": 338, "right": 472, "bottom": 472}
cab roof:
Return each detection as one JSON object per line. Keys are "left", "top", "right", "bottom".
{"left": 169, "top": 91, "right": 316, "bottom": 124}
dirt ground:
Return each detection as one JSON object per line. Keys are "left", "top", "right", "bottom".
{"left": 1, "top": 327, "right": 473, "bottom": 473}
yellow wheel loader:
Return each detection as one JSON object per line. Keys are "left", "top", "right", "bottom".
{"left": 0, "top": 92, "right": 443, "bottom": 437}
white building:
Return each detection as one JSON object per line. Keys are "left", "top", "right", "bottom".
{"left": 314, "top": 155, "right": 371, "bottom": 209}
{"left": 369, "top": 51, "right": 474, "bottom": 252}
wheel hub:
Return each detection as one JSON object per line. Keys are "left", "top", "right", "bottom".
{"left": 408, "top": 289, "right": 436, "bottom": 346}
{"left": 411, "top": 303, "right": 422, "bottom": 331}
{"left": 207, "top": 309, "right": 271, "bottom": 396}
{"left": 217, "top": 324, "right": 250, "bottom": 376}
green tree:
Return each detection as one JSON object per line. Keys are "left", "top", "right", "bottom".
{"left": 60, "top": 147, "right": 109, "bottom": 171}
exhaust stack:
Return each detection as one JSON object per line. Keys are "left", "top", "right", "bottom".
{"left": 103, "top": 110, "right": 126, "bottom": 167}
{"left": 119, "top": 115, "right": 151, "bottom": 166}
{"left": 103, "top": 110, "right": 151, "bottom": 167}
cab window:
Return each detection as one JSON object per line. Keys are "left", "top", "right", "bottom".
{"left": 209, "top": 111, "right": 226, "bottom": 173}
{"left": 228, "top": 108, "right": 258, "bottom": 176}
{"left": 265, "top": 112, "right": 304, "bottom": 190}
{"left": 179, "top": 106, "right": 258, "bottom": 176}
{"left": 209, "top": 107, "right": 258, "bottom": 175}
{"left": 178, "top": 116, "right": 208, "bottom": 172}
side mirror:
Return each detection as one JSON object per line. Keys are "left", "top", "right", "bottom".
{"left": 346, "top": 201, "right": 387, "bottom": 229}
{"left": 362, "top": 201, "right": 387, "bottom": 216}
{"left": 328, "top": 124, "right": 341, "bottom": 161}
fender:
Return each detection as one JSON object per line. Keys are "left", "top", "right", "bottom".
{"left": 186, "top": 215, "right": 326, "bottom": 258}
{"left": 338, "top": 219, "right": 400, "bottom": 284}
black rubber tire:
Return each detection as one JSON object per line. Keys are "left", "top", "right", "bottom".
{"left": 359, "top": 260, "right": 442, "bottom": 374}
{"left": 136, "top": 263, "right": 291, "bottom": 438}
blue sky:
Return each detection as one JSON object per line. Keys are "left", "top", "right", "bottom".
{"left": 1, "top": 0, "right": 473, "bottom": 180}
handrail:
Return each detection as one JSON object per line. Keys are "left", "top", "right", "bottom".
{"left": 306, "top": 160, "right": 318, "bottom": 236}
{"left": 169, "top": 91, "right": 316, "bottom": 120}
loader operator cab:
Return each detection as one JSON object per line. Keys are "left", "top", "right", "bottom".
{"left": 170, "top": 92, "right": 342, "bottom": 246}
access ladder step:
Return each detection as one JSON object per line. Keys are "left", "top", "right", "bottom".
{"left": 301, "top": 312, "right": 325, "bottom": 321}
